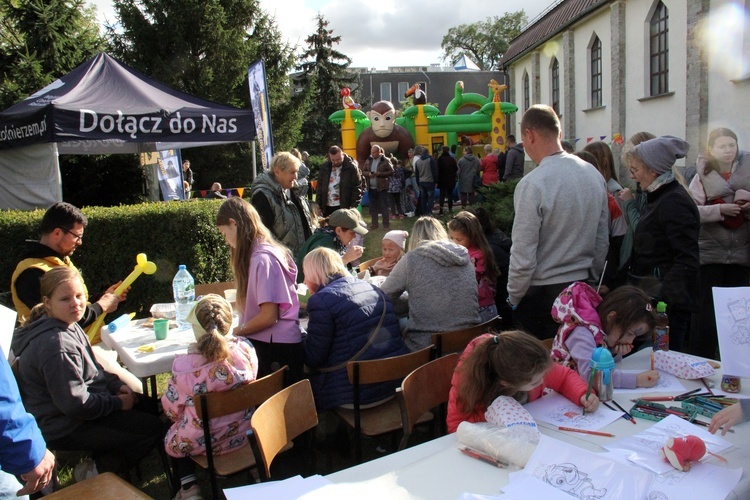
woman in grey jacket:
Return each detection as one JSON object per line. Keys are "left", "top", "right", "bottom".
{"left": 381, "top": 217, "right": 481, "bottom": 351}
{"left": 11, "top": 267, "right": 162, "bottom": 479}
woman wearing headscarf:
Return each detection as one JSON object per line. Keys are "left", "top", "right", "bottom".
{"left": 625, "top": 136, "right": 700, "bottom": 352}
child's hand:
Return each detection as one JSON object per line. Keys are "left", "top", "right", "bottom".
{"left": 709, "top": 404, "right": 745, "bottom": 435}
{"left": 611, "top": 343, "right": 633, "bottom": 357}
{"left": 636, "top": 370, "right": 659, "bottom": 387}
{"left": 581, "top": 393, "right": 600, "bottom": 413}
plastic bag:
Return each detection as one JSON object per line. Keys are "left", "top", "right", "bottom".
{"left": 456, "top": 421, "right": 540, "bottom": 469}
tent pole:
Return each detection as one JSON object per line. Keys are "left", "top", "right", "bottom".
{"left": 252, "top": 139, "right": 257, "bottom": 180}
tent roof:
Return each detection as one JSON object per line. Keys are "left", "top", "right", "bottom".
{"left": 453, "top": 55, "right": 481, "bottom": 71}
{"left": 0, "top": 53, "right": 254, "bottom": 154}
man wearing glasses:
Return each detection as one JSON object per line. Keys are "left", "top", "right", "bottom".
{"left": 10, "top": 203, "right": 141, "bottom": 390}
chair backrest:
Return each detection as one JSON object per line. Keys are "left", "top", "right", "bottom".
{"left": 194, "top": 281, "right": 236, "bottom": 298}
{"left": 357, "top": 257, "right": 381, "bottom": 273}
{"left": 541, "top": 337, "right": 554, "bottom": 351}
{"left": 194, "top": 366, "right": 287, "bottom": 421}
{"left": 249, "top": 379, "right": 319, "bottom": 479}
{"left": 397, "top": 353, "right": 460, "bottom": 436}
{"left": 431, "top": 316, "right": 503, "bottom": 357}
{"left": 346, "top": 345, "right": 433, "bottom": 386}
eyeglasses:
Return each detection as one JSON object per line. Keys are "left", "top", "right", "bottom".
{"left": 59, "top": 227, "right": 83, "bottom": 242}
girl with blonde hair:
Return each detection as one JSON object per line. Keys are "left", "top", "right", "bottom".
{"left": 163, "top": 294, "right": 258, "bottom": 500}
{"left": 217, "top": 197, "right": 303, "bottom": 381}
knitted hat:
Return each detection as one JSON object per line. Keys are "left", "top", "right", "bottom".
{"left": 383, "top": 230, "right": 409, "bottom": 251}
{"left": 329, "top": 208, "right": 368, "bottom": 235}
{"left": 634, "top": 135, "right": 690, "bottom": 175}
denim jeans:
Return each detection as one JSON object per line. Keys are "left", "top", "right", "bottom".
{"left": 419, "top": 182, "right": 435, "bottom": 216}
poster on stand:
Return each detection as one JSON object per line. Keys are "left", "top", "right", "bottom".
{"left": 248, "top": 60, "right": 274, "bottom": 170}
{"left": 157, "top": 149, "right": 184, "bottom": 200}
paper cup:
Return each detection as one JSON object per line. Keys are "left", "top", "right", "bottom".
{"left": 153, "top": 318, "right": 169, "bottom": 341}
{"left": 224, "top": 289, "right": 237, "bottom": 303}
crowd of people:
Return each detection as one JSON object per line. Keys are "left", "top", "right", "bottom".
{"left": 3, "top": 102, "right": 750, "bottom": 499}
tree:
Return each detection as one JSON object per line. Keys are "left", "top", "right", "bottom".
{"left": 297, "top": 14, "right": 357, "bottom": 153}
{"left": 106, "top": 0, "right": 310, "bottom": 186}
{"left": 0, "top": 0, "right": 104, "bottom": 109}
{"left": 440, "top": 11, "right": 527, "bottom": 71}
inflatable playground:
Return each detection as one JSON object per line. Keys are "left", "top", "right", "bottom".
{"left": 329, "top": 80, "right": 518, "bottom": 167}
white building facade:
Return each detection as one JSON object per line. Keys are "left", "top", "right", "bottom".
{"left": 503, "top": 0, "right": 750, "bottom": 176}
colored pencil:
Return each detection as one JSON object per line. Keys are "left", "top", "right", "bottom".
{"left": 611, "top": 400, "right": 637, "bottom": 424}
{"left": 602, "top": 401, "right": 631, "bottom": 423}
{"left": 700, "top": 378, "right": 715, "bottom": 396}
{"left": 558, "top": 426, "right": 615, "bottom": 437}
{"left": 707, "top": 451, "right": 728, "bottom": 463}
{"left": 459, "top": 447, "right": 508, "bottom": 468}
{"left": 584, "top": 369, "right": 595, "bottom": 415}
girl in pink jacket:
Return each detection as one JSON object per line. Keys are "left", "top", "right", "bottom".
{"left": 447, "top": 331, "right": 599, "bottom": 433}
{"left": 162, "top": 294, "right": 258, "bottom": 500}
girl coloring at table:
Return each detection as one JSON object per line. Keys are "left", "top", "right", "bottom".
{"left": 163, "top": 294, "right": 258, "bottom": 500}
{"left": 447, "top": 330, "right": 599, "bottom": 433}
{"left": 550, "top": 282, "right": 659, "bottom": 389}
{"left": 447, "top": 211, "right": 500, "bottom": 322}
{"left": 217, "top": 197, "right": 303, "bottom": 382}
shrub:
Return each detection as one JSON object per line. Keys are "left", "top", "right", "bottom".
{"left": 477, "top": 179, "right": 520, "bottom": 235}
{"left": 1, "top": 200, "right": 231, "bottom": 317}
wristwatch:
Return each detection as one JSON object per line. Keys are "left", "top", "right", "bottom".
{"left": 506, "top": 297, "right": 518, "bottom": 311}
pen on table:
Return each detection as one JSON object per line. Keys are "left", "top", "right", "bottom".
{"left": 602, "top": 401, "right": 633, "bottom": 424}
{"left": 459, "top": 447, "right": 508, "bottom": 468}
{"left": 700, "top": 378, "right": 715, "bottom": 396}
{"left": 611, "top": 400, "right": 637, "bottom": 424}
{"left": 584, "top": 370, "right": 595, "bottom": 415}
{"left": 558, "top": 426, "right": 615, "bottom": 437}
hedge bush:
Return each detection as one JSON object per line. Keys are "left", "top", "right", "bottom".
{"left": 1, "top": 200, "right": 232, "bottom": 318}
{"left": 477, "top": 179, "right": 520, "bottom": 235}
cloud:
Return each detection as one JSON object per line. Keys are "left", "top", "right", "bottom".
{"left": 91, "top": 0, "right": 551, "bottom": 69}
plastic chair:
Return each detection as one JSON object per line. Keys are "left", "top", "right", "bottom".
{"left": 541, "top": 337, "right": 554, "bottom": 351}
{"left": 192, "top": 366, "right": 287, "bottom": 499}
{"left": 194, "top": 281, "right": 235, "bottom": 298}
{"left": 430, "top": 316, "right": 503, "bottom": 358}
{"left": 248, "top": 379, "right": 319, "bottom": 481}
{"left": 396, "top": 353, "right": 460, "bottom": 450}
{"left": 334, "top": 345, "right": 433, "bottom": 463}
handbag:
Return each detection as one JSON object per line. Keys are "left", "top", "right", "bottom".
{"left": 314, "top": 288, "right": 388, "bottom": 374}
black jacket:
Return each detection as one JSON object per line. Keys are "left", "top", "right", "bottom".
{"left": 630, "top": 180, "right": 700, "bottom": 310}
{"left": 316, "top": 154, "right": 362, "bottom": 210}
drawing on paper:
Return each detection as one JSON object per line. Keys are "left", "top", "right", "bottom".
{"left": 727, "top": 299, "right": 750, "bottom": 345}
{"left": 542, "top": 462, "right": 607, "bottom": 500}
{"left": 544, "top": 404, "right": 611, "bottom": 428}
{"left": 648, "top": 492, "right": 669, "bottom": 500}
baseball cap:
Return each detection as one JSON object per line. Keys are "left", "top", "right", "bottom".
{"left": 329, "top": 208, "right": 368, "bottom": 235}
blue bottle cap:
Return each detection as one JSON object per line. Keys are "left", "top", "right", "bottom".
{"left": 590, "top": 347, "right": 616, "bottom": 384}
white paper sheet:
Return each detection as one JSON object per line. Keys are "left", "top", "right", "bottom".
{"left": 524, "top": 435, "right": 653, "bottom": 499}
{"left": 645, "top": 462, "right": 742, "bottom": 500}
{"left": 223, "top": 475, "right": 331, "bottom": 500}
{"left": 613, "top": 370, "right": 686, "bottom": 394}
{"left": 524, "top": 391, "right": 623, "bottom": 431}
{"left": 0, "top": 304, "right": 17, "bottom": 359}
{"left": 713, "top": 286, "right": 750, "bottom": 377}
{"left": 602, "top": 414, "right": 734, "bottom": 474}
{"left": 499, "top": 473, "right": 575, "bottom": 499}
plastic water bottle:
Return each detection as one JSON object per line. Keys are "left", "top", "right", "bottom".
{"left": 172, "top": 265, "right": 195, "bottom": 329}
{"left": 590, "top": 347, "right": 615, "bottom": 402}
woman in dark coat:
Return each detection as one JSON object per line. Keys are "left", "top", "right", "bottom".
{"left": 626, "top": 136, "right": 700, "bottom": 352}
{"left": 437, "top": 146, "right": 458, "bottom": 214}
{"left": 302, "top": 248, "right": 408, "bottom": 411}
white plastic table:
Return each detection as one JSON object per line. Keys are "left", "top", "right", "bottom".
{"left": 327, "top": 349, "right": 750, "bottom": 499}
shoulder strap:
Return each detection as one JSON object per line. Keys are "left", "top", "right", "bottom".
{"left": 315, "top": 288, "right": 388, "bottom": 374}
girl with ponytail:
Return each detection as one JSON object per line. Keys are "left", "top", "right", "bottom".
{"left": 162, "top": 294, "right": 258, "bottom": 500}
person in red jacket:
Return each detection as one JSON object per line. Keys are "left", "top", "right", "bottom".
{"left": 447, "top": 331, "right": 599, "bottom": 433}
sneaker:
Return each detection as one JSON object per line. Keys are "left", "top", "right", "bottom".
{"left": 174, "top": 484, "right": 203, "bottom": 500}
{"left": 73, "top": 459, "right": 98, "bottom": 483}
{"left": 390, "top": 214, "right": 397, "bottom": 220}
{"left": 399, "top": 214, "right": 405, "bottom": 219}
{"left": 371, "top": 223, "right": 379, "bottom": 229}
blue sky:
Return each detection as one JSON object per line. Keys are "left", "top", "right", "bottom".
{"left": 88, "top": 0, "right": 551, "bottom": 70}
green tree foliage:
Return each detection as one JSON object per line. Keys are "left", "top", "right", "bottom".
{"left": 0, "top": 0, "right": 104, "bottom": 110}
{"left": 297, "top": 14, "right": 357, "bottom": 154}
{"left": 441, "top": 11, "right": 527, "bottom": 71}
{"left": 106, "top": 0, "right": 310, "bottom": 188}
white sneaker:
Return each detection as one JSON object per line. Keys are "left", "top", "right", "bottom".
{"left": 174, "top": 484, "right": 203, "bottom": 500}
{"left": 73, "top": 459, "right": 98, "bottom": 483}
